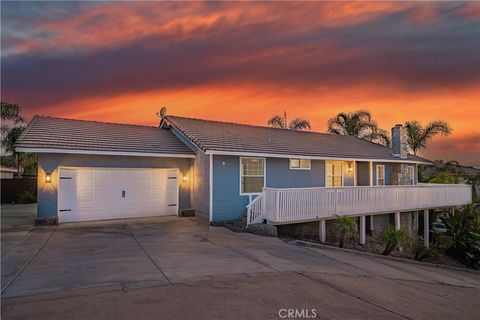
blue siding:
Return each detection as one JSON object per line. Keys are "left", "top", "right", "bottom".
{"left": 356, "top": 162, "right": 370, "bottom": 186}
{"left": 37, "top": 153, "right": 192, "bottom": 218}
{"left": 212, "top": 156, "right": 326, "bottom": 221}
{"left": 212, "top": 155, "right": 249, "bottom": 221}
{"left": 267, "top": 158, "right": 325, "bottom": 188}
{"left": 372, "top": 162, "right": 392, "bottom": 185}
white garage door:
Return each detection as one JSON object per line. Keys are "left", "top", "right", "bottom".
{"left": 58, "top": 167, "right": 179, "bottom": 223}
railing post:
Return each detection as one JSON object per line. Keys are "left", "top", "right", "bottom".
{"left": 261, "top": 188, "right": 266, "bottom": 221}
{"left": 275, "top": 190, "right": 280, "bottom": 222}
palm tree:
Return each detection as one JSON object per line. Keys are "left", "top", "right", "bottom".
{"left": 327, "top": 109, "right": 390, "bottom": 146}
{"left": 267, "top": 111, "right": 311, "bottom": 131}
{"left": 378, "top": 226, "right": 411, "bottom": 255}
{"left": 404, "top": 120, "right": 452, "bottom": 156}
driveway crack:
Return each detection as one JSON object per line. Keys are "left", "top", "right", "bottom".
{"left": 297, "top": 271, "right": 414, "bottom": 320}
{"left": 124, "top": 220, "right": 172, "bottom": 285}
{"left": 1, "top": 226, "right": 57, "bottom": 295}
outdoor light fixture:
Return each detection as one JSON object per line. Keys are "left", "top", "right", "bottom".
{"left": 45, "top": 172, "right": 52, "bottom": 183}
{"left": 348, "top": 163, "right": 353, "bottom": 173}
{"left": 182, "top": 174, "right": 188, "bottom": 182}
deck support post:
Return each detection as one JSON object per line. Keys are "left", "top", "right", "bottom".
{"left": 395, "top": 212, "right": 401, "bottom": 230}
{"left": 450, "top": 206, "right": 455, "bottom": 216}
{"left": 319, "top": 219, "right": 326, "bottom": 243}
{"left": 359, "top": 215, "right": 366, "bottom": 245}
{"left": 414, "top": 211, "right": 419, "bottom": 232}
{"left": 424, "top": 209, "right": 430, "bottom": 248}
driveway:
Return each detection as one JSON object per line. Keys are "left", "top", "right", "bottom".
{"left": 2, "top": 205, "right": 480, "bottom": 319}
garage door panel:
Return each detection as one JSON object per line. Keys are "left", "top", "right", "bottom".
{"left": 58, "top": 167, "right": 179, "bottom": 223}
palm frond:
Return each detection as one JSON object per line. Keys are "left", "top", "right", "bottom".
{"left": 289, "top": 118, "right": 311, "bottom": 131}
{"left": 267, "top": 115, "right": 287, "bottom": 129}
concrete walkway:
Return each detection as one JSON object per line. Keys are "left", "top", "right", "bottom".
{"left": 2, "top": 209, "right": 480, "bottom": 319}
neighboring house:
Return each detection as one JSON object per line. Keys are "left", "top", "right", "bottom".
{"left": 422, "top": 162, "right": 480, "bottom": 184}
{"left": 15, "top": 115, "right": 471, "bottom": 247}
{"left": 0, "top": 167, "right": 18, "bottom": 179}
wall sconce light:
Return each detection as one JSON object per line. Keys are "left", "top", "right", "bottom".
{"left": 182, "top": 174, "right": 188, "bottom": 182}
{"left": 45, "top": 172, "right": 52, "bottom": 183}
{"left": 348, "top": 163, "right": 353, "bottom": 173}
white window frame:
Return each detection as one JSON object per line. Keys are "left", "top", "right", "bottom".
{"left": 407, "top": 165, "right": 415, "bottom": 185}
{"left": 239, "top": 157, "right": 266, "bottom": 196}
{"left": 376, "top": 165, "right": 385, "bottom": 186}
{"left": 289, "top": 158, "right": 311, "bottom": 170}
{"left": 325, "top": 160, "right": 344, "bottom": 188}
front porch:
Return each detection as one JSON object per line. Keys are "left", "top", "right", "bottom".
{"left": 247, "top": 184, "right": 472, "bottom": 225}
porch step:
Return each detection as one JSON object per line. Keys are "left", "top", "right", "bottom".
{"left": 246, "top": 223, "right": 278, "bottom": 237}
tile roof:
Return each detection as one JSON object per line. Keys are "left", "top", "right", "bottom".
{"left": 166, "top": 115, "right": 431, "bottom": 163}
{"left": 15, "top": 116, "right": 195, "bottom": 156}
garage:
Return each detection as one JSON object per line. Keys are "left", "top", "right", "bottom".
{"left": 58, "top": 167, "right": 179, "bottom": 223}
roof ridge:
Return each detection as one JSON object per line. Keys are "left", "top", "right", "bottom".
{"left": 166, "top": 115, "right": 336, "bottom": 136}
{"left": 166, "top": 115, "right": 398, "bottom": 150}
{"left": 34, "top": 115, "right": 159, "bottom": 129}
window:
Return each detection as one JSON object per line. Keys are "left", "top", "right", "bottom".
{"left": 407, "top": 166, "right": 415, "bottom": 185}
{"left": 326, "top": 161, "right": 343, "bottom": 187}
{"left": 376, "top": 165, "right": 385, "bottom": 186}
{"left": 290, "top": 158, "right": 311, "bottom": 170}
{"left": 240, "top": 158, "right": 265, "bottom": 194}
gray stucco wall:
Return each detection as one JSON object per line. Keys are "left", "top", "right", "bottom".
{"left": 37, "top": 153, "right": 192, "bottom": 218}
{"left": 191, "top": 151, "right": 210, "bottom": 220}
{"left": 170, "top": 127, "right": 210, "bottom": 220}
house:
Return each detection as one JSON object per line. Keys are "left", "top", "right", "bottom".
{"left": 0, "top": 167, "right": 18, "bottom": 179}
{"left": 421, "top": 161, "right": 480, "bottom": 184}
{"left": 15, "top": 115, "right": 471, "bottom": 246}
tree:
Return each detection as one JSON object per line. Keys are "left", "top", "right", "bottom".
{"left": 267, "top": 111, "right": 311, "bottom": 131}
{"left": 404, "top": 120, "right": 452, "bottom": 156}
{"left": 1, "top": 102, "right": 37, "bottom": 174}
{"left": 378, "top": 226, "right": 411, "bottom": 255}
{"left": 327, "top": 109, "right": 390, "bottom": 146}
{"left": 1, "top": 102, "right": 25, "bottom": 154}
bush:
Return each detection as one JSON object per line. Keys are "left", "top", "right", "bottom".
{"left": 411, "top": 242, "right": 437, "bottom": 261}
{"left": 440, "top": 205, "right": 480, "bottom": 268}
{"left": 378, "top": 226, "right": 411, "bottom": 255}
{"left": 17, "top": 190, "right": 36, "bottom": 204}
{"left": 333, "top": 216, "right": 358, "bottom": 248}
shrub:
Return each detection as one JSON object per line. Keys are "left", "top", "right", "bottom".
{"left": 378, "top": 226, "right": 411, "bottom": 255}
{"left": 411, "top": 243, "right": 437, "bottom": 261}
{"left": 333, "top": 216, "right": 358, "bottom": 248}
{"left": 440, "top": 205, "right": 480, "bottom": 268}
{"left": 17, "top": 190, "right": 36, "bottom": 204}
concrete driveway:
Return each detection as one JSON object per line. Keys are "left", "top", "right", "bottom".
{"left": 2, "top": 204, "right": 480, "bottom": 319}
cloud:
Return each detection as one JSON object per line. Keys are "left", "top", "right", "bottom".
{"left": 1, "top": 1, "right": 479, "bottom": 165}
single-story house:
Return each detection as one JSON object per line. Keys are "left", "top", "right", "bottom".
{"left": 1, "top": 167, "right": 18, "bottom": 179}
{"left": 15, "top": 114, "right": 471, "bottom": 246}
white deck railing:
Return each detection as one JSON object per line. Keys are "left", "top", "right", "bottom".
{"left": 248, "top": 184, "right": 472, "bottom": 225}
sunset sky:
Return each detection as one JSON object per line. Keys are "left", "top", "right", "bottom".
{"left": 1, "top": 1, "right": 479, "bottom": 165}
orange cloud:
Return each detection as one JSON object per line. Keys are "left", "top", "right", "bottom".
{"left": 33, "top": 82, "right": 479, "bottom": 165}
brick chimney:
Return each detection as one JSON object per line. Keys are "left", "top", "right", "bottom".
{"left": 392, "top": 124, "right": 408, "bottom": 159}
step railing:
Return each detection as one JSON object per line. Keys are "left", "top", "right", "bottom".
{"left": 246, "top": 194, "right": 264, "bottom": 225}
